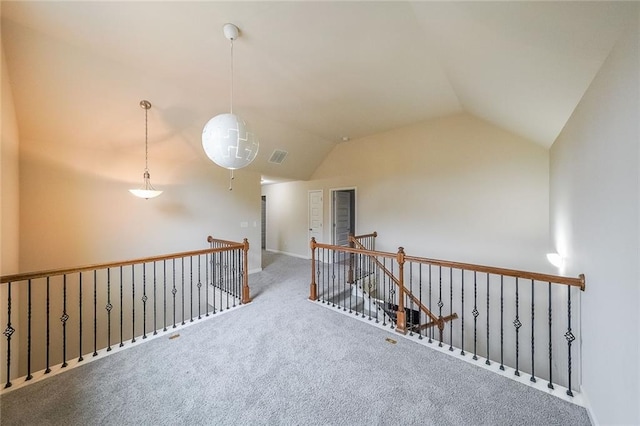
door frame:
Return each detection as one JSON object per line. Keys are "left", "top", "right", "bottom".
{"left": 308, "top": 189, "right": 324, "bottom": 258}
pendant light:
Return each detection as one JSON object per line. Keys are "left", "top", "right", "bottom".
{"left": 129, "top": 100, "right": 163, "bottom": 199}
{"left": 202, "top": 23, "right": 259, "bottom": 179}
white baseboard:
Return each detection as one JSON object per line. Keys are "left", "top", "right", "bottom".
{"left": 248, "top": 268, "right": 263, "bottom": 275}
{"left": 580, "top": 385, "right": 598, "bottom": 425}
{"left": 265, "top": 249, "right": 309, "bottom": 260}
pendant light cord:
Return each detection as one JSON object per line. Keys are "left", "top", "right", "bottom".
{"left": 230, "top": 38, "right": 234, "bottom": 115}
{"left": 144, "top": 105, "right": 149, "bottom": 172}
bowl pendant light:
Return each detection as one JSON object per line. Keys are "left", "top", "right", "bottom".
{"left": 202, "top": 23, "right": 259, "bottom": 189}
{"left": 129, "top": 100, "right": 163, "bottom": 199}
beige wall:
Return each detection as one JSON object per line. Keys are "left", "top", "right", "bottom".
{"left": 550, "top": 10, "right": 639, "bottom": 425}
{"left": 1, "top": 40, "right": 21, "bottom": 383}
{"left": 264, "top": 113, "right": 551, "bottom": 273}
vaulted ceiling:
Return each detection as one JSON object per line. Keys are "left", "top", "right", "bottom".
{"left": 0, "top": 1, "right": 632, "bottom": 181}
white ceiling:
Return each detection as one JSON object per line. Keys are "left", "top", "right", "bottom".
{"left": 0, "top": 1, "right": 632, "bottom": 181}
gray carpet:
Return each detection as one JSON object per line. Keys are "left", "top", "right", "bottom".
{"left": 0, "top": 252, "right": 590, "bottom": 425}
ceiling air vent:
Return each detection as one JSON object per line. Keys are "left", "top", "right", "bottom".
{"left": 268, "top": 149, "right": 288, "bottom": 164}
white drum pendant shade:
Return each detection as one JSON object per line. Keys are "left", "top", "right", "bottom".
{"left": 202, "top": 113, "right": 259, "bottom": 170}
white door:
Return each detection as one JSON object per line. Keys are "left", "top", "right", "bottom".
{"left": 308, "top": 190, "right": 323, "bottom": 257}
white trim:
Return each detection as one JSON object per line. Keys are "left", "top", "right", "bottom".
{"left": 248, "top": 267, "right": 263, "bottom": 275}
{"left": 265, "top": 248, "right": 310, "bottom": 260}
{"left": 580, "top": 385, "right": 598, "bottom": 425}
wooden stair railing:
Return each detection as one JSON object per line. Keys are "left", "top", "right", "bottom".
{"left": 309, "top": 233, "right": 586, "bottom": 398}
{"left": 348, "top": 236, "right": 454, "bottom": 337}
{"left": 0, "top": 237, "right": 250, "bottom": 389}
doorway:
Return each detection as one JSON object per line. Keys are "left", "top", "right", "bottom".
{"left": 332, "top": 188, "right": 356, "bottom": 247}
{"left": 261, "top": 195, "right": 266, "bottom": 250}
{"left": 308, "top": 190, "right": 323, "bottom": 258}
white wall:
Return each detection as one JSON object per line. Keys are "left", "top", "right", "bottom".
{"left": 264, "top": 113, "right": 551, "bottom": 273}
{"left": 550, "top": 10, "right": 639, "bottom": 425}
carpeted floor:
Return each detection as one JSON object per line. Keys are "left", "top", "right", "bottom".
{"left": 0, "top": 252, "right": 590, "bottom": 425}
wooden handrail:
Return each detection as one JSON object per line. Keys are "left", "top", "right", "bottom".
{"left": 350, "top": 231, "right": 377, "bottom": 241}
{"left": 403, "top": 254, "right": 585, "bottom": 290}
{"left": 207, "top": 236, "right": 241, "bottom": 246}
{"left": 1, "top": 245, "right": 244, "bottom": 284}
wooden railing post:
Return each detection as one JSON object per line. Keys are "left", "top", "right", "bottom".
{"left": 309, "top": 238, "right": 318, "bottom": 301}
{"left": 395, "top": 247, "right": 407, "bottom": 335}
{"left": 241, "top": 238, "right": 251, "bottom": 304}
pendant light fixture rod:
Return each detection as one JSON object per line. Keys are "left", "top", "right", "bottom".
{"left": 223, "top": 23, "right": 239, "bottom": 114}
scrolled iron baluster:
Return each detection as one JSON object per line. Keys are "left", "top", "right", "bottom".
{"left": 163, "top": 260, "right": 168, "bottom": 330}
{"left": 499, "top": 275, "right": 504, "bottom": 371}
{"left": 418, "top": 264, "right": 423, "bottom": 340}
{"left": 61, "top": 275, "right": 69, "bottom": 367}
{"left": 460, "top": 270, "right": 465, "bottom": 355}
{"left": 472, "top": 271, "right": 478, "bottom": 361}
{"left": 190, "top": 257, "right": 194, "bottom": 322}
{"left": 142, "top": 263, "right": 148, "bottom": 339}
{"left": 514, "top": 277, "right": 521, "bottom": 376}
{"left": 106, "top": 268, "right": 112, "bottom": 351}
{"left": 205, "top": 253, "right": 210, "bottom": 317}
{"left": 566, "top": 285, "right": 575, "bottom": 397}
{"left": 131, "top": 265, "right": 136, "bottom": 343}
{"left": 3, "top": 282, "right": 14, "bottom": 388}
{"left": 437, "top": 265, "right": 443, "bottom": 347}
{"left": 197, "top": 255, "right": 202, "bottom": 320}
{"left": 172, "top": 259, "right": 177, "bottom": 328}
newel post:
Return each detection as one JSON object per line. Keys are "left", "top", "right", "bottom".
{"left": 309, "top": 238, "right": 318, "bottom": 301}
{"left": 395, "top": 247, "right": 407, "bottom": 335}
{"left": 241, "top": 238, "right": 252, "bottom": 304}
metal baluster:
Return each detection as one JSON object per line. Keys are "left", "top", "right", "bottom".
{"left": 142, "top": 263, "right": 148, "bottom": 339}
{"left": 486, "top": 274, "right": 490, "bottom": 365}
{"left": 438, "top": 266, "right": 443, "bottom": 347}
{"left": 93, "top": 270, "right": 98, "bottom": 356}
{"left": 131, "top": 265, "right": 136, "bottom": 343}
{"left": 197, "top": 255, "right": 202, "bottom": 320}
{"left": 342, "top": 253, "right": 347, "bottom": 313}
{"left": 408, "top": 263, "right": 413, "bottom": 334}
{"left": 78, "top": 273, "right": 84, "bottom": 362}
{"left": 566, "top": 285, "right": 575, "bottom": 397}
{"left": 530, "top": 279, "right": 536, "bottom": 382}
{"left": 172, "top": 259, "right": 177, "bottom": 328}
{"left": 190, "top": 257, "right": 194, "bottom": 322}
{"left": 449, "top": 268, "right": 453, "bottom": 351}
{"left": 163, "top": 260, "right": 168, "bottom": 331}
{"left": 382, "top": 258, "right": 388, "bottom": 327}
{"left": 181, "top": 257, "right": 185, "bottom": 325}
{"left": 3, "top": 282, "right": 14, "bottom": 388}
{"left": 211, "top": 253, "right": 220, "bottom": 314}
{"left": 547, "top": 282, "right": 554, "bottom": 389}
{"left": 514, "top": 277, "right": 521, "bottom": 376}
{"left": 119, "top": 267, "right": 124, "bottom": 347}
{"left": 499, "top": 275, "right": 504, "bottom": 371}
{"left": 46, "top": 277, "right": 51, "bottom": 371}
{"left": 472, "top": 271, "right": 478, "bottom": 361}
{"left": 27, "top": 279, "right": 33, "bottom": 379}
{"left": 458, "top": 270, "right": 464, "bottom": 356}
{"left": 418, "top": 264, "right": 423, "bottom": 339}
{"left": 61, "top": 275, "right": 68, "bottom": 367}
{"left": 331, "top": 250, "right": 336, "bottom": 308}
{"left": 153, "top": 262, "right": 158, "bottom": 335}
{"left": 205, "top": 253, "right": 210, "bottom": 317}
{"left": 390, "top": 260, "right": 395, "bottom": 330}
{"left": 428, "top": 265, "right": 432, "bottom": 344}
{"left": 106, "top": 269, "right": 112, "bottom": 351}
